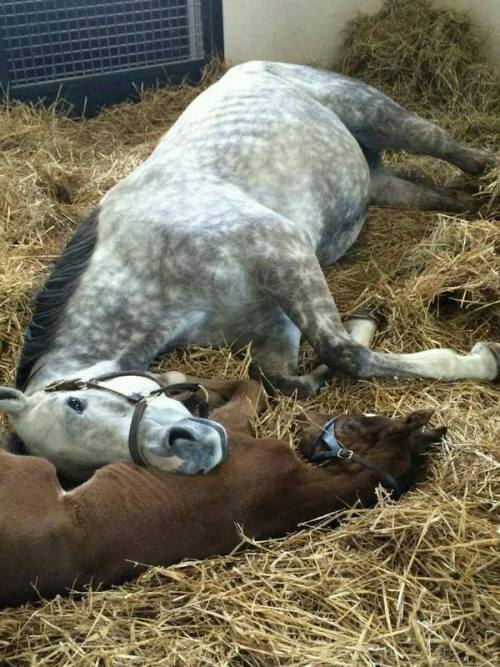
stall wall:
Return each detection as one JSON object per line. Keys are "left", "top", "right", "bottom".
{"left": 222, "top": 0, "right": 500, "bottom": 67}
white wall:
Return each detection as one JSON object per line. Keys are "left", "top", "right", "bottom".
{"left": 222, "top": 0, "right": 500, "bottom": 67}
{"left": 222, "top": 0, "right": 384, "bottom": 66}
{"left": 445, "top": 0, "right": 500, "bottom": 66}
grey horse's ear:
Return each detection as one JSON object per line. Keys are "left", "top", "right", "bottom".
{"left": 0, "top": 387, "right": 28, "bottom": 416}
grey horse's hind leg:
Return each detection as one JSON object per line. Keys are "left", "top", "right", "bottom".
{"left": 292, "top": 66, "right": 494, "bottom": 175}
{"left": 369, "top": 160, "right": 477, "bottom": 212}
{"left": 332, "top": 81, "right": 494, "bottom": 175}
{"left": 269, "top": 64, "right": 495, "bottom": 174}
{"left": 373, "top": 110, "right": 495, "bottom": 176}
{"left": 255, "top": 247, "right": 499, "bottom": 394}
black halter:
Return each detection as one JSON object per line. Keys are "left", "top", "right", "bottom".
{"left": 44, "top": 371, "right": 210, "bottom": 466}
{"left": 309, "top": 417, "right": 401, "bottom": 495}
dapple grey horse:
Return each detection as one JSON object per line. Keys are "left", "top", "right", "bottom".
{"left": 0, "top": 61, "right": 498, "bottom": 480}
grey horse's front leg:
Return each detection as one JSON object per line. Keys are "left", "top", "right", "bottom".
{"left": 248, "top": 311, "right": 328, "bottom": 397}
{"left": 255, "top": 248, "right": 499, "bottom": 392}
{"left": 249, "top": 267, "right": 382, "bottom": 396}
{"left": 270, "top": 309, "right": 383, "bottom": 395}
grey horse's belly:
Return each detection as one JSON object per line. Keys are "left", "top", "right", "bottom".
{"left": 91, "top": 63, "right": 372, "bottom": 353}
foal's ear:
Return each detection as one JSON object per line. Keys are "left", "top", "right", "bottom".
{"left": 0, "top": 387, "right": 28, "bottom": 416}
{"left": 394, "top": 409, "right": 446, "bottom": 450}
{"left": 403, "top": 408, "right": 435, "bottom": 430}
{"left": 403, "top": 425, "right": 447, "bottom": 454}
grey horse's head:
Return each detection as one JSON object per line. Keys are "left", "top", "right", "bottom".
{"left": 0, "top": 374, "right": 227, "bottom": 481}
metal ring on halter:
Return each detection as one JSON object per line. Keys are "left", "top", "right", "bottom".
{"left": 155, "top": 382, "right": 210, "bottom": 419}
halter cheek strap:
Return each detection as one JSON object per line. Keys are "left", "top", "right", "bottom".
{"left": 309, "top": 418, "right": 354, "bottom": 462}
{"left": 127, "top": 382, "right": 210, "bottom": 466}
{"left": 309, "top": 417, "right": 401, "bottom": 495}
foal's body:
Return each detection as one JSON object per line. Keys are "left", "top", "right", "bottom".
{"left": 0, "top": 378, "right": 443, "bottom": 608}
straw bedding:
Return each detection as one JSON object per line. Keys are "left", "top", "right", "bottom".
{"left": 0, "top": 0, "right": 499, "bottom": 664}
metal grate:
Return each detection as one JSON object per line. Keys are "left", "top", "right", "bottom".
{"left": 0, "top": 0, "right": 204, "bottom": 86}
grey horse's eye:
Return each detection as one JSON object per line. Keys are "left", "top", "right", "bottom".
{"left": 67, "top": 396, "right": 85, "bottom": 413}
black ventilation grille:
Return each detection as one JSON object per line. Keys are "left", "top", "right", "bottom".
{"left": 0, "top": 0, "right": 204, "bottom": 86}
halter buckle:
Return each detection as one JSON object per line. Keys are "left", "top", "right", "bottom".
{"left": 337, "top": 447, "right": 354, "bottom": 460}
{"left": 309, "top": 417, "right": 349, "bottom": 463}
{"left": 45, "top": 378, "right": 87, "bottom": 392}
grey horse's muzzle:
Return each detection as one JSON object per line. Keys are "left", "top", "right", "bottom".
{"left": 163, "top": 416, "right": 228, "bottom": 474}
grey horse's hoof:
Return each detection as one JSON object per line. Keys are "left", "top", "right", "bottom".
{"left": 483, "top": 343, "right": 500, "bottom": 381}
{"left": 472, "top": 342, "right": 500, "bottom": 382}
{"left": 462, "top": 149, "right": 498, "bottom": 176}
{"left": 347, "top": 306, "right": 386, "bottom": 330}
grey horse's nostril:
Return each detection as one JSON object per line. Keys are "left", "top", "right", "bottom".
{"left": 168, "top": 426, "right": 196, "bottom": 446}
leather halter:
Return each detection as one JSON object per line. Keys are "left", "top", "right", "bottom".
{"left": 45, "top": 371, "right": 210, "bottom": 466}
{"left": 309, "top": 417, "right": 401, "bottom": 494}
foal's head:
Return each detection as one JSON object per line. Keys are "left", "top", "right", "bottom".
{"left": 301, "top": 409, "right": 447, "bottom": 495}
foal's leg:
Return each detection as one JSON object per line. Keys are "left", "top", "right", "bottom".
{"left": 155, "top": 371, "right": 248, "bottom": 409}
{"left": 255, "top": 247, "right": 499, "bottom": 389}
{"left": 155, "top": 371, "right": 267, "bottom": 433}
{"left": 206, "top": 379, "right": 267, "bottom": 434}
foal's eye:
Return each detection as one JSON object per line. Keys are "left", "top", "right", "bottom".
{"left": 67, "top": 396, "right": 85, "bottom": 413}
{"left": 343, "top": 418, "right": 358, "bottom": 431}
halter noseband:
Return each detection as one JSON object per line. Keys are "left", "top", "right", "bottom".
{"left": 309, "top": 417, "right": 401, "bottom": 495}
{"left": 45, "top": 371, "right": 210, "bottom": 466}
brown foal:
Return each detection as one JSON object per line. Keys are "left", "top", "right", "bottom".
{"left": 0, "top": 377, "right": 445, "bottom": 607}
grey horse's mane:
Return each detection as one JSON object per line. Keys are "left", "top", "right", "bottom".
{"left": 16, "top": 207, "right": 100, "bottom": 390}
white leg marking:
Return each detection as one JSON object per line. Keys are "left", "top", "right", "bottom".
{"left": 160, "top": 371, "right": 187, "bottom": 386}
{"left": 393, "top": 343, "right": 498, "bottom": 381}
{"left": 345, "top": 318, "right": 378, "bottom": 348}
